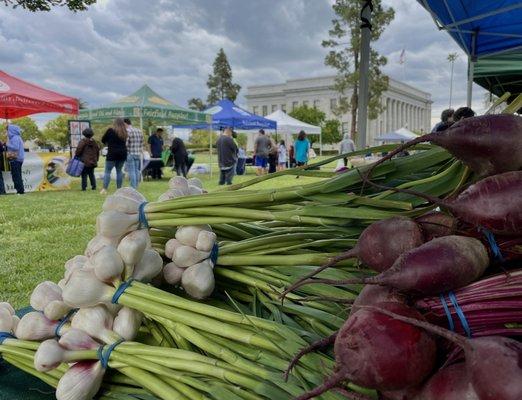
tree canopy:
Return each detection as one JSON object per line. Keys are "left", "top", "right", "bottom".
{"left": 207, "top": 48, "right": 241, "bottom": 104}
{"left": 2, "top": 0, "right": 96, "bottom": 11}
{"left": 0, "top": 117, "right": 40, "bottom": 142}
{"left": 323, "top": 0, "right": 394, "bottom": 134}
{"left": 41, "top": 114, "right": 75, "bottom": 146}
{"left": 289, "top": 105, "right": 326, "bottom": 127}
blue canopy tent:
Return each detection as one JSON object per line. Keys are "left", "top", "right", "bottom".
{"left": 173, "top": 99, "right": 276, "bottom": 176}
{"left": 417, "top": 1, "right": 522, "bottom": 106}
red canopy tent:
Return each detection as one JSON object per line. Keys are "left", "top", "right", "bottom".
{"left": 0, "top": 70, "right": 79, "bottom": 119}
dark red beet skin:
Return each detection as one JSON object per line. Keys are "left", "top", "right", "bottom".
{"left": 351, "top": 285, "right": 406, "bottom": 315}
{"left": 366, "top": 114, "right": 522, "bottom": 179}
{"left": 334, "top": 302, "right": 437, "bottom": 391}
{"left": 415, "top": 211, "right": 456, "bottom": 241}
{"left": 368, "top": 307, "right": 522, "bottom": 400}
{"left": 380, "top": 386, "right": 421, "bottom": 400}
{"left": 417, "top": 363, "right": 478, "bottom": 400}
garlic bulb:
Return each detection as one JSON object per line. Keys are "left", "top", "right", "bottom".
{"left": 117, "top": 230, "right": 149, "bottom": 267}
{"left": 132, "top": 249, "right": 163, "bottom": 283}
{"left": 57, "top": 279, "right": 67, "bottom": 289}
{"left": 62, "top": 270, "right": 114, "bottom": 308}
{"left": 103, "top": 193, "right": 141, "bottom": 214}
{"left": 172, "top": 245, "right": 210, "bottom": 268}
{"left": 187, "top": 185, "right": 203, "bottom": 195}
{"left": 96, "top": 211, "right": 138, "bottom": 239}
{"left": 56, "top": 361, "right": 105, "bottom": 400}
{"left": 158, "top": 188, "right": 186, "bottom": 202}
{"left": 114, "top": 187, "right": 146, "bottom": 203}
{"left": 44, "top": 300, "right": 72, "bottom": 321}
{"left": 0, "top": 302, "right": 15, "bottom": 315}
{"left": 65, "top": 255, "right": 88, "bottom": 271}
{"left": 175, "top": 225, "right": 211, "bottom": 247}
{"left": 34, "top": 339, "right": 66, "bottom": 371}
{"left": 30, "top": 281, "right": 63, "bottom": 312}
{"left": 71, "top": 305, "right": 120, "bottom": 344}
{"left": 163, "top": 262, "right": 185, "bottom": 285}
{"left": 187, "top": 177, "right": 203, "bottom": 189}
{"left": 59, "top": 329, "right": 100, "bottom": 350}
{"left": 113, "top": 307, "right": 143, "bottom": 341}
{"left": 195, "top": 230, "right": 217, "bottom": 252}
{"left": 165, "top": 238, "right": 182, "bottom": 259}
{"left": 85, "top": 235, "right": 119, "bottom": 258}
{"left": 16, "top": 312, "right": 65, "bottom": 340}
{"left": 181, "top": 259, "right": 215, "bottom": 299}
{"left": 11, "top": 315, "right": 20, "bottom": 333}
{"left": 92, "top": 245, "right": 124, "bottom": 282}
{"left": 0, "top": 307, "right": 13, "bottom": 332}
{"left": 168, "top": 176, "right": 189, "bottom": 192}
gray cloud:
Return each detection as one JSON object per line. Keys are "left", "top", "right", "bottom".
{"left": 0, "top": 0, "right": 487, "bottom": 126}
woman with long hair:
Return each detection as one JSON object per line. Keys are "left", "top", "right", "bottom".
{"left": 100, "top": 117, "right": 127, "bottom": 194}
{"left": 294, "top": 130, "right": 310, "bottom": 166}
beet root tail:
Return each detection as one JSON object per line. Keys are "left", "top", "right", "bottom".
{"left": 280, "top": 249, "right": 358, "bottom": 301}
{"left": 284, "top": 331, "right": 338, "bottom": 382}
{"left": 293, "top": 370, "right": 346, "bottom": 400}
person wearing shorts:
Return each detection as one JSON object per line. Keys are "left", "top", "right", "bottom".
{"left": 254, "top": 129, "right": 271, "bottom": 175}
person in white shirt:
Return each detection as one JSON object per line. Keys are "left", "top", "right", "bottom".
{"left": 339, "top": 133, "right": 356, "bottom": 167}
{"left": 277, "top": 140, "right": 287, "bottom": 171}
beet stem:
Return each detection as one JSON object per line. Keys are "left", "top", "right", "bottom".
{"left": 282, "top": 277, "right": 364, "bottom": 293}
{"left": 361, "top": 305, "right": 471, "bottom": 351}
{"left": 280, "top": 248, "right": 358, "bottom": 300}
{"left": 284, "top": 331, "right": 338, "bottom": 382}
{"left": 293, "top": 370, "right": 346, "bottom": 400}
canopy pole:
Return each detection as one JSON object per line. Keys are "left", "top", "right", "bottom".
{"left": 467, "top": 30, "right": 478, "bottom": 107}
{"left": 319, "top": 132, "right": 323, "bottom": 156}
{"left": 209, "top": 125, "right": 213, "bottom": 179}
{"left": 356, "top": 0, "right": 373, "bottom": 149}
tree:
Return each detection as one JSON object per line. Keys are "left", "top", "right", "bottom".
{"left": 322, "top": 119, "right": 342, "bottom": 145}
{"left": 190, "top": 130, "right": 218, "bottom": 148}
{"left": 323, "top": 0, "right": 394, "bottom": 135}
{"left": 289, "top": 105, "right": 326, "bottom": 126}
{"left": 41, "top": 114, "right": 75, "bottom": 146}
{"left": 207, "top": 48, "right": 241, "bottom": 104}
{"left": 2, "top": 0, "right": 96, "bottom": 11}
{"left": 188, "top": 98, "right": 207, "bottom": 111}
{"left": 0, "top": 116, "right": 40, "bottom": 141}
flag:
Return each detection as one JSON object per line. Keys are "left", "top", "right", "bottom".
{"left": 399, "top": 49, "right": 406, "bottom": 65}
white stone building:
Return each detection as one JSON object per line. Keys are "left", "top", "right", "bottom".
{"left": 245, "top": 75, "right": 432, "bottom": 145}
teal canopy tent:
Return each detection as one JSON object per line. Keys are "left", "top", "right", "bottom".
{"left": 79, "top": 85, "right": 211, "bottom": 129}
{"left": 474, "top": 52, "right": 522, "bottom": 102}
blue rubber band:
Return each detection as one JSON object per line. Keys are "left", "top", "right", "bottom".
{"left": 0, "top": 332, "right": 15, "bottom": 345}
{"left": 439, "top": 293, "right": 455, "bottom": 332}
{"left": 97, "top": 339, "right": 124, "bottom": 369}
{"left": 54, "top": 308, "right": 78, "bottom": 337}
{"left": 210, "top": 243, "right": 219, "bottom": 265}
{"left": 112, "top": 279, "right": 134, "bottom": 304}
{"left": 481, "top": 228, "right": 504, "bottom": 261}
{"left": 448, "top": 291, "right": 472, "bottom": 338}
{"left": 138, "top": 202, "right": 149, "bottom": 229}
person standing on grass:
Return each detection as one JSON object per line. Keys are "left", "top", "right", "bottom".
{"left": 148, "top": 128, "right": 165, "bottom": 180}
{"left": 294, "top": 130, "right": 310, "bottom": 166}
{"left": 170, "top": 134, "right": 189, "bottom": 178}
{"left": 124, "top": 118, "right": 144, "bottom": 189}
{"left": 254, "top": 129, "right": 271, "bottom": 176}
{"left": 0, "top": 139, "right": 6, "bottom": 194}
{"left": 100, "top": 118, "right": 127, "bottom": 194}
{"left": 339, "top": 133, "right": 356, "bottom": 167}
{"left": 268, "top": 134, "right": 278, "bottom": 174}
{"left": 6, "top": 124, "right": 25, "bottom": 194}
{"left": 277, "top": 140, "right": 287, "bottom": 171}
{"left": 75, "top": 128, "right": 100, "bottom": 191}
{"left": 216, "top": 127, "right": 238, "bottom": 185}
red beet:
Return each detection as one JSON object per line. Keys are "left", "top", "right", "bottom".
{"left": 368, "top": 306, "right": 522, "bottom": 400}
{"left": 417, "top": 363, "right": 478, "bottom": 400}
{"left": 295, "top": 235, "right": 489, "bottom": 296}
{"left": 290, "top": 302, "right": 437, "bottom": 400}
{"left": 351, "top": 285, "right": 406, "bottom": 315}
{"left": 379, "top": 386, "right": 421, "bottom": 400}
{"left": 415, "top": 211, "right": 457, "bottom": 241}
{"left": 281, "top": 217, "right": 424, "bottom": 298}
{"left": 366, "top": 114, "right": 522, "bottom": 179}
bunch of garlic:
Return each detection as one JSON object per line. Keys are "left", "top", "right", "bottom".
{"left": 0, "top": 302, "right": 19, "bottom": 336}
{"left": 157, "top": 177, "right": 217, "bottom": 299}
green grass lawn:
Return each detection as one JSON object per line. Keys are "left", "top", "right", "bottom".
{"left": 0, "top": 160, "right": 329, "bottom": 308}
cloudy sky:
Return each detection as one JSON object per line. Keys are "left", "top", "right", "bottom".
{"left": 0, "top": 0, "right": 487, "bottom": 126}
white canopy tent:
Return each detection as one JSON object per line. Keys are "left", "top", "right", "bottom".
{"left": 264, "top": 110, "right": 323, "bottom": 155}
{"left": 375, "top": 127, "right": 418, "bottom": 142}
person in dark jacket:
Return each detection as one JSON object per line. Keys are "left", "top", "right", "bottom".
{"left": 148, "top": 128, "right": 164, "bottom": 180}
{"left": 6, "top": 124, "right": 25, "bottom": 194}
{"left": 170, "top": 135, "right": 188, "bottom": 178}
{"left": 432, "top": 109, "right": 454, "bottom": 132}
{"left": 100, "top": 118, "right": 127, "bottom": 194}
{"left": 216, "top": 127, "right": 238, "bottom": 185}
{"left": 0, "top": 139, "right": 6, "bottom": 194}
{"left": 75, "top": 128, "right": 100, "bottom": 191}
{"left": 453, "top": 106, "right": 475, "bottom": 122}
